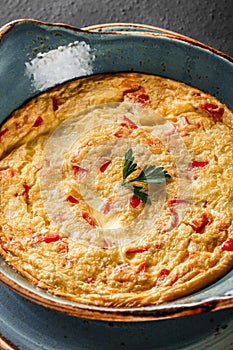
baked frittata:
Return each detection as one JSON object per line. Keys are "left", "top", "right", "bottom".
{"left": 0, "top": 73, "right": 233, "bottom": 307}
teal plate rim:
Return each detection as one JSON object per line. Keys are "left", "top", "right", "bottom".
{"left": 0, "top": 19, "right": 232, "bottom": 322}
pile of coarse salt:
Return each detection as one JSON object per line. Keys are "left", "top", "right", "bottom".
{"left": 25, "top": 41, "right": 94, "bottom": 91}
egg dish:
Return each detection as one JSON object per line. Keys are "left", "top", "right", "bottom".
{"left": 0, "top": 72, "right": 233, "bottom": 307}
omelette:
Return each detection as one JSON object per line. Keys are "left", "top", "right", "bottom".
{"left": 0, "top": 73, "right": 232, "bottom": 307}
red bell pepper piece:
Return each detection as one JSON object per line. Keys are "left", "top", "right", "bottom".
{"left": 99, "top": 160, "right": 111, "bottom": 172}
{"left": 44, "top": 234, "right": 60, "bottom": 243}
{"left": 103, "top": 200, "right": 111, "bottom": 214}
{"left": 137, "top": 93, "right": 150, "bottom": 105}
{"left": 190, "top": 213, "right": 211, "bottom": 233}
{"left": 126, "top": 245, "right": 150, "bottom": 254}
{"left": 221, "top": 238, "right": 233, "bottom": 251}
{"left": 51, "top": 96, "right": 61, "bottom": 111}
{"left": 0, "top": 128, "right": 9, "bottom": 141}
{"left": 190, "top": 160, "right": 209, "bottom": 168}
{"left": 159, "top": 268, "right": 170, "bottom": 277}
{"left": 72, "top": 165, "right": 88, "bottom": 180}
{"left": 130, "top": 194, "right": 141, "bottom": 208}
{"left": 137, "top": 262, "right": 146, "bottom": 273}
{"left": 82, "top": 212, "right": 96, "bottom": 228}
{"left": 201, "top": 103, "right": 224, "bottom": 122}
{"left": 120, "top": 116, "right": 138, "bottom": 129}
{"left": 66, "top": 195, "right": 79, "bottom": 204}
{"left": 164, "top": 207, "right": 179, "bottom": 232}
{"left": 123, "top": 85, "right": 142, "bottom": 96}
{"left": 157, "top": 269, "right": 170, "bottom": 284}
{"left": 22, "top": 182, "right": 31, "bottom": 195}
{"left": 33, "top": 116, "right": 43, "bottom": 127}
{"left": 123, "top": 85, "right": 150, "bottom": 105}
{"left": 168, "top": 198, "right": 189, "bottom": 206}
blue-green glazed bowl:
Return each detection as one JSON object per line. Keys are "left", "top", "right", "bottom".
{"left": 0, "top": 20, "right": 232, "bottom": 328}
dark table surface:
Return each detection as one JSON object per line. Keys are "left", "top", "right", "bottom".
{"left": 0, "top": 1, "right": 233, "bottom": 350}
{"left": 0, "top": 0, "right": 232, "bottom": 56}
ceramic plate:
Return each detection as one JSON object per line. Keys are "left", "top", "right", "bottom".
{"left": 1, "top": 283, "right": 233, "bottom": 350}
{"left": 0, "top": 20, "right": 232, "bottom": 324}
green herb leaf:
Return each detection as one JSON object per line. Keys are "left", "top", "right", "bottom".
{"left": 129, "top": 165, "right": 171, "bottom": 184}
{"left": 122, "top": 148, "right": 171, "bottom": 204}
{"left": 132, "top": 185, "right": 151, "bottom": 204}
{"left": 123, "top": 148, "right": 137, "bottom": 180}
{"left": 125, "top": 148, "right": 134, "bottom": 162}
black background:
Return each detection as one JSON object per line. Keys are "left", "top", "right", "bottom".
{"left": 0, "top": 0, "right": 232, "bottom": 56}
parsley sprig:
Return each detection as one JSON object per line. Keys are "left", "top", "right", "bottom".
{"left": 122, "top": 148, "right": 171, "bottom": 204}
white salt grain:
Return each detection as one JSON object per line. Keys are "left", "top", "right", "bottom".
{"left": 25, "top": 41, "right": 94, "bottom": 91}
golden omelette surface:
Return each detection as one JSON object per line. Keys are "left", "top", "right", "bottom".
{"left": 0, "top": 73, "right": 233, "bottom": 307}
